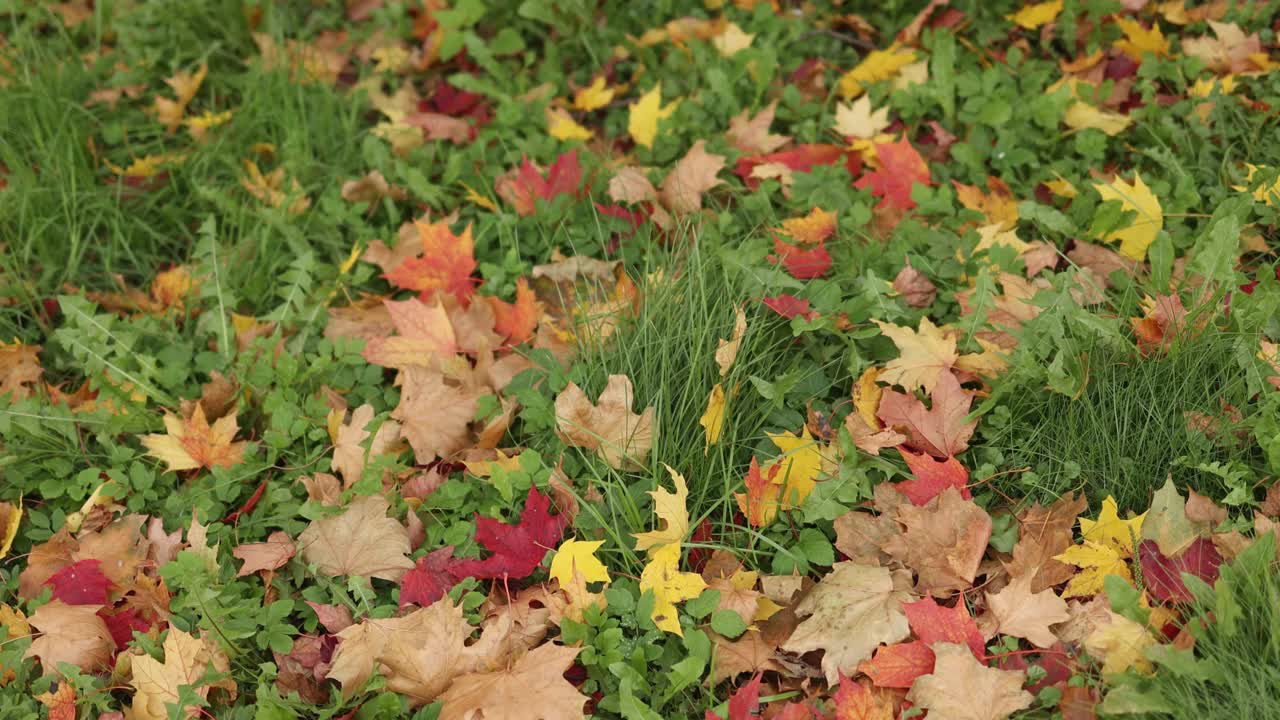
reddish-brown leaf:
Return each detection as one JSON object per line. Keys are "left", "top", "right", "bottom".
{"left": 858, "top": 640, "right": 935, "bottom": 688}
{"left": 902, "top": 596, "right": 985, "bottom": 658}
{"left": 1138, "top": 537, "right": 1222, "bottom": 603}
{"left": 894, "top": 448, "right": 970, "bottom": 505}
{"left": 384, "top": 220, "right": 478, "bottom": 303}
{"left": 450, "top": 486, "right": 569, "bottom": 580}
{"left": 854, "top": 137, "right": 931, "bottom": 210}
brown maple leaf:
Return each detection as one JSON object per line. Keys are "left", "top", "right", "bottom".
{"left": 24, "top": 600, "right": 114, "bottom": 674}
{"left": 392, "top": 366, "right": 479, "bottom": 464}
{"left": 711, "top": 630, "right": 785, "bottom": 683}
{"left": 0, "top": 340, "right": 42, "bottom": 400}
{"left": 19, "top": 516, "right": 148, "bottom": 600}
{"left": 437, "top": 643, "right": 586, "bottom": 720}
{"left": 1004, "top": 492, "right": 1087, "bottom": 592}
{"left": 659, "top": 140, "right": 726, "bottom": 215}
{"left": 331, "top": 403, "right": 403, "bottom": 486}
{"left": 298, "top": 495, "right": 413, "bottom": 581}
{"left": 555, "top": 375, "right": 656, "bottom": 470}
{"left": 129, "top": 628, "right": 237, "bottom": 720}
{"left": 232, "top": 531, "right": 297, "bottom": 577}
{"left": 906, "top": 643, "right": 1033, "bottom": 720}
{"left": 877, "top": 369, "right": 976, "bottom": 458}
{"left": 141, "top": 405, "right": 249, "bottom": 472}
{"left": 726, "top": 101, "right": 791, "bottom": 155}
{"left": 985, "top": 573, "right": 1070, "bottom": 648}
{"left": 882, "top": 487, "right": 991, "bottom": 597}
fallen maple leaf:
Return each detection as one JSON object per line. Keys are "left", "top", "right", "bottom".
{"left": 392, "top": 366, "right": 479, "bottom": 464}
{"left": 438, "top": 643, "right": 586, "bottom": 720}
{"left": 766, "top": 428, "right": 825, "bottom": 509}
{"left": 1138, "top": 537, "right": 1222, "bottom": 603}
{"left": 1084, "top": 610, "right": 1155, "bottom": 675}
{"left": 399, "top": 546, "right": 461, "bottom": 608}
{"left": 35, "top": 682, "right": 75, "bottom": 720}
{"left": 986, "top": 573, "right": 1070, "bottom": 648}
{"left": 894, "top": 449, "right": 970, "bottom": 505}
{"left": 700, "top": 383, "right": 727, "bottom": 449}
{"left": 298, "top": 495, "right": 414, "bottom": 581}
{"left": 1055, "top": 541, "right": 1132, "bottom": 599}
{"left": 883, "top": 487, "right": 991, "bottom": 596}
{"left": 1093, "top": 173, "right": 1162, "bottom": 261}
{"left": 639, "top": 542, "right": 707, "bottom": 635}
{"left": 735, "top": 457, "right": 782, "bottom": 528}
{"left": 906, "top": 643, "right": 1033, "bottom": 720}
{"left": 496, "top": 151, "right": 583, "bottom": 216}
{"left": 839, "top": 42, "right": 917, "bottom": 98}
{"left": 716, "top": 305, "right": 748, "bottom": 377}
{"left": 45, "top": 559, "right": 113, "bottom": 604}
{"left": 451, "top": 485, "right": 568, "bottom": 579}
{"left": 835, "top": 96, "right": 891, "bottom": 140}
{"left": 854, "top": 137, "right": 931, "bottom": 211}
{"left": 330, "top": 403, "right": 403, "bottom": 486}
{"left": 831, "top": 675, "right": 894, "bottom": 720}
{"left": 1141, "top": 477, "right": 1200, "bottom": 557}
{"left": 633, "top": 465, "right": 691, "bottom": 553}
{"left": 489, "top": 277, "right": 540, "bottom": 345}
{"left": 706, "top": 674, "right": 762, "bottom": 720}
{"left": 342, "top": 170, "right": 408, "bottom": 205}
{"left": 153, "top": 63, "right": 207, "bottom": 132}
{"left": 573, "top": 76, "right": 614, "bottom": 111}
{"left": 873, "top": 318, "right": 957, "bottom": 393}
{"left": 726, "top": 101, "right": 790, "bottom": 155}
{"left": 1008, "top": 0, "right": 1062, "bottom": 30}
{"left": 892, "top": 262, "right": 937, "bottom": 308}
{"left": 761, "top": 294, "right": 816, "bottom": 320}
{"left": 232, "top": 531, "right": 296, "bottom": 577}
{"left": 129, "top": 628, "right": 235, "bottom": 720}
{"left": 1004, "top": 492, "right": 1088, "bottom": 592}
{"left": 769, "top": 236, "right": 832, "bottom": 279}
{"left": 858, "top": 640, "right": 935, "bottom": 689}
{"left": 711, "top": 631, "right": 785, "bottom": 683}
{"left": 781, "top": 562, "right": 911, "bottom": 684}
{"left": 141, "top": 405, "right": 249, "bottom": 473}
{"left": 903, "top": 596, "right": 985, "bottom": 658}
{"left": 877, "top": 369, "right": 976, "bottom": 459}
{"left": 629, "top": 83, "right": 679, "bottom": 148}
{"left": 0, "top": 340, "right": 42, "bottom": 400}
{"left": 24, "top": 600, "right": 114, "bottom": 674}
{"left": 659, "top": 140, "right": 726, "bottom": 215}
{"left": 1080, "top": 496, "right": 1146, "bottom": 556}
{"left": 384, "top": 220, "right": 478, "bottom": 302}
{"left": 555, "top": 374, "right": 656, "bottom": 470}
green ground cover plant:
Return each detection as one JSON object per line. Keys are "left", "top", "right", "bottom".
{"left": 2, "top": 1, "right": 1280, "bottom": 719}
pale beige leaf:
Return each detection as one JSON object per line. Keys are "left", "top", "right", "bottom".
{"left": 438, "top": 643, "right": 586, "bottom": 720}
{"left": 24, "top": 601, "right": 114, "bottom": 675}
{"left": 658, "top": 140, "right": 725, "bottom": 215}
{"left": 906, "top": 643, "right": 1033, "bottom": 720}
{"left": 985, "top": 574, "right": 1070, "bottom": 648}
{"left": 392, "top": 366, "right": 478, "bottom": 464}
{"left": 298, "top": 495, "right": 413, "bottom": 581}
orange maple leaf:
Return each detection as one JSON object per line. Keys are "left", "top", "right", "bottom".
{"left": 384, "top": 219, "right": 478, "bottom": 302}
{"left": 488, "top": 277, "right": 540, "bottom": 346}
{"left": 141, "top": 405, "right": 248, "bottom": 472}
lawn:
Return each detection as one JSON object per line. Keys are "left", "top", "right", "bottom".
{"left": 2, "top": 1, "right": 1280, "bottom": 719}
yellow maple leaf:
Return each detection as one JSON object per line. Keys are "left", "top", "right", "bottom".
{"left": 639, "top": 542, "right": 707, "bottom": 635}
{"left": 1064, "top": 102, "right": 1133, "bottom": 136}
{"left": 550, "top": 538, "right": 611, "bottom": 586}
{"left": 1008, "top": 0, "right": 1063, "bottom": 30}
{"left": 1055, "top": 540, "right": 1132, "bottom": 598}
{"left": 700, "top": 383, "right": 727, "bottom": 450}
{"left": 633, "top": 465, "right": 691, "bottom": 554}
{"left": 1093, "top": 174, "right": 1163, "bottom": 261}
{"left": 712, "top": 22, "right": 754, "bottom": 57}
{"left": 546, "top": 106, "right": 593, "bottom": 141}
{"left": 574, "top": 76, "right": 615, "bottom": 112}
{"left": 838, "top": 42, "right": 916, "bottom": 99}
{"left": 1234, "top": 164, "right": 1280, "bottom": 206}
{"left": 766, "top": 428, "right": 823, "bottom": 509}
{"left": 153, "top": 63, "right": 208, "bottom": 132}
{"left": 834, "top": 96, "right": 891, "bottom": 140}
{"left": 0, "top": 501, "right": 21, "bottom": 559}
{"left": 1113, "top": 17, "right": 1172, "bottom": 61}
{"left": 129, "top": 628, "right": 235, "bottom": 720}
{"left": 628, "top": 83, "right": 680, "bottom": 149}
{"left": 141, "top": 405, "right": 249, "bottom": 473}
{"left": 1080, "top": 495, "right": 1147, "bottom": 556}
{"left": 1085, "top": 611, "right": 1156, "bottom": 676}
{"left": 873, "top": 317, "right": 958, "bottom": 393}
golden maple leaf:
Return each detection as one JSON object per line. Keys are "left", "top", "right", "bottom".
{"left": 141, "top": 405, "right": 249, "bottom": 472}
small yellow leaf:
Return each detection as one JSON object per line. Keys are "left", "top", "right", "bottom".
{"left": 838, "top": 42, "right": 916, "bottom": 99}
{"left": 1064, "top": 102, "right": 1133, "bottom": 136}
{"left": 1113, "top": 17, "right": 1172, "bottom": 61}
{"left": 574, "top": 76, "right": 615, "bottom": 111}
{"left": 546, "top": 106, "right": 593, "bottom": 141}
{"left": 633, "top": 465, "right": 691, "bottom": 554}
{"left": 1093, "top": 174, "right": 1163, "bottom": 261}
{"left": 628, "top": 83, "right": 680, "bottom": 149}
{"left": 639, "top": 542, "right": 706, "bottom": 635}
{"left": 461, "top": 182, "right": 498, "bottom": 211}
{"left": 712, "top": 23, "right": 754, "bottom": 57}
{"left": 1079, "top": 496, "right": 1147, "bottom": 556}
{"left": 1008, "top": 0, "right": 1063, "bottom": 30}
{"left": 1233, "top": 164, "right": 1280, "bottom": 206}
{"left": 0, "top": 501, "right": 21, "bottom": 559}
{"left": 700, "top": 383, "right": 727, "bottom": 450}
{"left": 1055, "top": 540, "right": 1132, "bottom": 598}
{"left": 141, "top": 406, "right": 249, "bottom": 473}
{"left": 834, "top": 96, "right": 891, "bottom": 140}
{"left": 767, "top": 428, "right": 823, "bottom": 508}
{"left": 550, "top": 538, "right": 611, "bottom": 586}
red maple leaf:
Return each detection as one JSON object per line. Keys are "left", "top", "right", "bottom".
{"left": 832, "top": 674, "right": 894, "bottom": 717}
{"left": 858, "top": 640, "right": 935, "bottom": 688}
{"left": 384, "top": 220, "right": 478, "bottom": 303}
{"left": 706, "top": 674, "right": 761, "bottom": 720}
{"left": 488, "top": 277, "right": 539, "bottom": 346}
{"left": 499, "top": 151, "right": 583, "bottom": 216}
{"left": 761, "top": 294, "right": 817, "bottom": 320}
{"left": 1138, "top": 538, "right": 1222, "bottom": 604}
{"left": 894, "top": 448, "right": 971, "bottom": 505}
{"left": 877, "top": 369, "right": 977, "bottom": 458}
{"left": 992, "top": 643, "right": 1076, "bottom": 694}
{"left": 733, "top": 145, "right": 862, "bottom": 190}
{"left": 768, "top": 237, "right": 832, "bottom": 279}
{"left": 450, "top": 486, "right": 569, "bottom": 580}
{"left": 594, "top": 202, "right": 647, "bottom": 230}
{"left": 400, "top": 546, "right": 462, "bottom": 608}
{"left": 45, "top": 559, "right": 114, "bottom": 605}
{"left": 854, "top": 137, "right": 932, "bottom": 211}
{"left": 101, "top": 606, "right": 151, "bottom": 650}
{"left": 902, "top": 596, "right": 985, "bottom": 658}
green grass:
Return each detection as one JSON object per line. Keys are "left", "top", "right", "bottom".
{"left": 982, "top": 321, "right": 1267, "bottom": 511}
{"left": 1103, "top": 533, "right": 1280, "bottom": 719}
